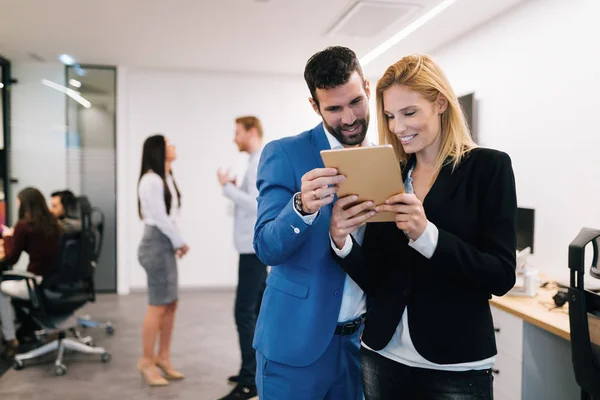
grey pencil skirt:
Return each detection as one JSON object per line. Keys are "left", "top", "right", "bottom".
{"left": 138, "top": 225, "right": 178, "bottom": 306}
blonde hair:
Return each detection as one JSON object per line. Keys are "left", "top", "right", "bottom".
{"left": 235, "top": 115, "right": 263, "bottom": 138}
{"left": 376, "top": 54, "right": 476, "bottom": 175}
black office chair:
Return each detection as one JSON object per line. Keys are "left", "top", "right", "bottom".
{"left": 3, "top": 231, "right": 111, "bottom": 376}
{"left": 567, "top": 227, "right": 600, "bottom": 400}
{"left": 74, "top": 196, "right": 114, "bottom": 335}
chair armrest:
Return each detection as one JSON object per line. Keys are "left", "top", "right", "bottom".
{"left": 2, "top": 270, "right": 38, "bottom": 280}
{"left": 1, "top": 270, "right": 44, "bottom": 310}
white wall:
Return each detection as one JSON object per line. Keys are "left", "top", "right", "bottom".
{"left": 431, "top": 0, "right": 600, "bottom": 281}
{"left": 117, "top": 69, "right": 346, "bottom": 292}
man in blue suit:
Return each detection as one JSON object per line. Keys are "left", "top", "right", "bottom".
{"left": 253, "top": 46, "right": 375, "bottom": 400}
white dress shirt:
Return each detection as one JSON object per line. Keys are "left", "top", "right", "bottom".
{"left": 223, "top": 148, "right": 262, "bottom": 254}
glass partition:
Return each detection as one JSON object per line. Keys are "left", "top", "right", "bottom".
{"left": 66, "top": 65, "right": 117, "bottom": 292}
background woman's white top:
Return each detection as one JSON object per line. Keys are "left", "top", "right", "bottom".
{"left": 138, "top": 172, "right": 184, "bottom": 249}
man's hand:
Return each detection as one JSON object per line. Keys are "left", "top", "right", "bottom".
{"left": 330, "top": 195, "right": 376, "bottom": 249}
{"left": 300, "top": 168, "right": 346, "bottom": 214}
{"left": 217, "top": 168, "right": 236, "bottom": 187}
{"left": 376, "top": 193, "right": 427, "bottom": 241}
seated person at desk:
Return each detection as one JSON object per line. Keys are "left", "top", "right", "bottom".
{"left": 329, "top": 55, "right": 517, "bottom": 399}
{"left": 50, "top": 189, "right": 81, "bottom": 232}
{"left": 0, "top": 187, "right": 62, "bottom": 358}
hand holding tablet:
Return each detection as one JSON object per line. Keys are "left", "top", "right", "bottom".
{"left": 321, "top": 144, "right": 405, "bottom": 223}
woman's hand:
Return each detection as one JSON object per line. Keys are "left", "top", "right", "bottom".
{"left": 176, "top": 244, "right": 190, "bottom": 259}
{"left": 1, "top": 225, "right": 14, "bottom": 238}
{"left": 376, "top": 193, "right": 428, "bottom": 241}
{"left": 330, "top": 195, "right": 376, "bottom": 249}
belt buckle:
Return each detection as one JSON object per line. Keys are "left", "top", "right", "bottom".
{"left": 341, "top": 319, "right": 359, "bottom": 335}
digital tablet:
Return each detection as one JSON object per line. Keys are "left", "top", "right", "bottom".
{"left": 320, "top": 144, "right": 404, "bottom": 223}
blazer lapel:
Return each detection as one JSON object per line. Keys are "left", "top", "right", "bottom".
{"left": 309, "top": 123, "right": 336, "bottom": 209}
{"left": 310, "top": 123, "right": 331, "bottom": 165}
{"left": 423, "top": 156, "right": 464, "bottom": 208}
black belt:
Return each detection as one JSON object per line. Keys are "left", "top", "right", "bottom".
{"left": 334, "top": 316, "right": 364, "bottom": 336}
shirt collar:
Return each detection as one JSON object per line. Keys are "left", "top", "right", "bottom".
{"left": 249, "top": 146, "right": 263, "bottom": 161}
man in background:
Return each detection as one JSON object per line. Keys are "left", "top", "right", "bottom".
{"left": 216, "top": 116, "right": 267, "bottom": 400}
{"left": 50, "top": 190, "right": 81, "bottom": 232}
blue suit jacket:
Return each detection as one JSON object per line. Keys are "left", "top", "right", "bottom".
{"left": 252, "top": 123, "right": 347, "bottom": 367}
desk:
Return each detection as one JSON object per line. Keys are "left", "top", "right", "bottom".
{"left": 491, "top": 283, "right": 570, "bottom": 341}
{"left": 489, "top": 283, "right": 579, "bottom": 400}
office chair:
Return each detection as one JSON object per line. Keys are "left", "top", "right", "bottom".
{"left": 567, "top": 227, "right": 600, "bottom": 400}
{"left": 74, "top": 196, "right": 114, "bottom": 336}
{"left": 3, "top": 231, "right": 111, "bottom": 376}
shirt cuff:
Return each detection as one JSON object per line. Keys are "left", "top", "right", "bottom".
{"left": 222, "top": 182, "right": 235, "bottom": 196}
{"left": 330, "top": 234, "right": 353, "bottom": 259}
{"left": 409, "top": 221, "right": 439, "bottom": 259}
{"left": 292, "top": 193, "right": 319, "bottom": 225}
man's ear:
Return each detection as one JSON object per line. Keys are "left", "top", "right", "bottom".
{"left": 364, "top": 79, "right": 371, "bottom": 99}
{"left": 308, "top": 97, "right": 321, "bottom": 116}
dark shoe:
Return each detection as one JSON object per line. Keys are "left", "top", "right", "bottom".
{"left": 227, "top": 375, "right": 240, "bottom": 384}
{"left": 217, "top": 384, "right": 258, "bottom": 400}
{"left": 1, "top": 339, "right": 19, "bottom": 360}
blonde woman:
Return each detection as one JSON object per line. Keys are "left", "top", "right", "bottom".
{"left": 329, "top": 55, "right": 517, "bottom": 399}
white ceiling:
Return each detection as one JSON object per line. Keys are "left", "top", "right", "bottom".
{"left": 0, "top": 0, "right": 529, "bottom": 76}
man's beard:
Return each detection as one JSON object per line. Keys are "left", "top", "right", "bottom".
{"left": 324, "top": 117, "right": 369, "bottom": 146}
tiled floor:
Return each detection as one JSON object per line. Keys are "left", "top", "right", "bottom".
{"left": 0, "top": 290, "right": 243, "bottom": 400}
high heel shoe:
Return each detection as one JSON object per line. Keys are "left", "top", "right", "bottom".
{"left": 154, "top": 357, "right": 185, "bottom": 380}
{"left": 137, "top": 360, "right": 169, "bottom": 386}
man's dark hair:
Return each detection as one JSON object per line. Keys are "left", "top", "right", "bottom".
{"left": 51, "top": 189, "right": 78, "bottom": 217}
{"left": 303, "top": 46, "right": 365, "bottom": 108}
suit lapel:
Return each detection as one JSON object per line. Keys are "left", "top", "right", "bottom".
{"left": 309, "top": 123, "right": 336, "bottom": 210}
{"left": 310, "top": 123, "right": 331, "bottom": 167}
{"left": 423, "top": 155, "right": 468, "bottom": 208}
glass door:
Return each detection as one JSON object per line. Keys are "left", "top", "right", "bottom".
{"left": 66, "top": 65, "right": 117, "bottom": 292}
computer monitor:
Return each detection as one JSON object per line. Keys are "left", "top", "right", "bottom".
{"left": 458, "top": 92, "right": 476, "bottom": 143}
{"left": 517, "top": 207, "right": 535, "bottom": 253}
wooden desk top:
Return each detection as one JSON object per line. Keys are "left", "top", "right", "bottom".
{"left": 490, "top": 281, "right": 571, "bottom": 341}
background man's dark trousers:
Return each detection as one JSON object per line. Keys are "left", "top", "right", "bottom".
{"left": 234, "top": 253, "right": 267, "bottom": 387}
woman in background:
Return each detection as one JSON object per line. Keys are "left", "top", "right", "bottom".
{"left": 0, "top": 187, "right": 62, "bottom": 358}
{"left": 137, "top": 134, "right": 189, "bottom": 386}
{"left": 330, "top": 55, "right": 517, "bottom": 399}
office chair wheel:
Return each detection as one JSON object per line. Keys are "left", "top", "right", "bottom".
{"left": 101, "top": 352, "right": 111, "bottom": 363}
{"left": 54, "top": 364, "right": 67, "bottom": 376}
{"left": 106, "top": 325, "right": 114, "bottom": 336}
{"left": 13, "top": 359, "right": 24, "bottom": 371}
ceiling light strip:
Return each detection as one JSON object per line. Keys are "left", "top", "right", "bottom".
{"left": 360, "top": 0, "right": 459, "bottom": 66}
{"left": 42, "top": 79, "right": 91, "bottom": 108}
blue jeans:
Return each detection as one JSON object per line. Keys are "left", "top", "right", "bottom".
{"left": 361, "top": 346, "right": 494, "bottom": 400}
